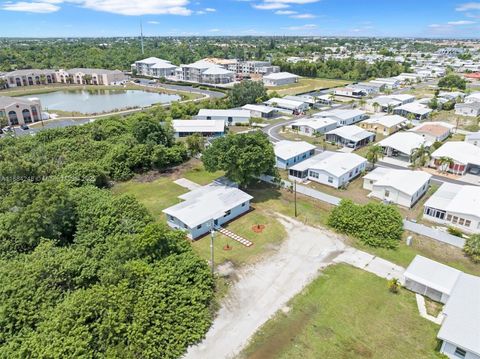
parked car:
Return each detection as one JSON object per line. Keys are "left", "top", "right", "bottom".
{"left": 20, "top": 124, "right": 29, "bottom": 130}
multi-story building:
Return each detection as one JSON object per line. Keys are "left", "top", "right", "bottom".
{"left": 131, "top": 57, "right": 178, "bottom": 78}
{"left": 3, "top": 69, "right": 58, "bottom": 88}
{"left": 0, "top": 96, "right": 42, "bottom": 126}
{"left": 56, "top": 68, "right": 125, "bottom": 85}
{"left": 3, "top": 68, "right": 125, "bottom": 87}
{"left": 179, "top": 59, "right": 235, "bottom": 84}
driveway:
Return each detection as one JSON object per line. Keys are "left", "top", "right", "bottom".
{"left": 183, "top": 214, "right": 346, "bottom": 359}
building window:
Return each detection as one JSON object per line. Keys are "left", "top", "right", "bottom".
{"left": 328, "top": 176, "right": 333, "bottom": 183}
{"left": 385, "top": 190, "right": 390, "bottom": 197}
{"left": 465, "top": 220, "right": 471, "bottom": 227}
{"left": 447, "top": 214, "right": 452, "bottom": 221}
{"left": 459, "top": 218, "right": 465, "bottom": 226}
{"left": 224, "top": 210, "right": 231, "bottom": 217}
{"left": 197, "top": 224, "right": 202, "bottom": 229}
{"left": 349, "top": 171, "right": 353, "bottom": 178}
{"left": 454, "top": 347, "right": 466, "bottom": 358}
{"left": 452, "top": 216, "right": 458, "bottom": 224}
{"left": 242, "top": 202, "right": 246, "bottom": 207}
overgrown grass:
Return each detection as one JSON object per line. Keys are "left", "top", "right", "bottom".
{"left": 241, "top": 264, "right": 440, "bottom": 359}
{"left": 267, "top": 77, "right": 348, "bottom": 96}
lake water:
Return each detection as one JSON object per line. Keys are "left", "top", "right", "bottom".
{"left": 22, "top": 89, "right": 181, "bottom": 114}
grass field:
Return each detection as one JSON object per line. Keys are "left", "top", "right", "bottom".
{"left": 241, "top": 264, "right": 440, "bottom": 359}
{"left": 267, "top": 77, "right": 348, "bottom": 96}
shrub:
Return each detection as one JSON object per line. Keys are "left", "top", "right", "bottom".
{"left": 388, "top": 278, "right": 400, "bottom": 294}
{"left": 328, "top": 200, "right": 403, "bottom": 249}
{"left": 464, "top": 234, "right": 480, "bottom": 263}
{"left": 447, "top": 226, "right": 464, "bottom": 237}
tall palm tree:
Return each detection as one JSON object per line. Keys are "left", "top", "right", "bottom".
{"left": 372, "top": 102, "right": 380, "bottom": 113}
{"left": 410, "top": 144, "right": 432, "bottom": 168}
{"left": 366, "top": 144, "right": 384, "bottom": 168}
{"left": 437, "top": 156, "right": 454, "bottom": 173}
{"left": 328, "top": 92, "right": 336, "bottom": 102}
{"left": 358, "top": 98, "right": 366, "bottom": 110}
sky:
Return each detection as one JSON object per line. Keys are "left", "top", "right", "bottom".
{"left": 1, "top": 0, "right": 480, "bottom": 38}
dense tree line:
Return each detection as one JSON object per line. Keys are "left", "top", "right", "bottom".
{"left": 0, "top": 106, "right": 221, "bottom": 357}
{"left": 274, "top": 58, "right": 411, "bottom": 81}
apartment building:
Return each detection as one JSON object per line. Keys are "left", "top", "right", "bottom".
{"left": 0, "top": 96, "right": 42, "bottom": 126}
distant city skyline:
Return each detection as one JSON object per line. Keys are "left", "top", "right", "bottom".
{"left": 1, "top": 0, "right": 480, "bottom": 38}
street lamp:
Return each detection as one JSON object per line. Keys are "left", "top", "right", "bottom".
{"left": 209, "top": 218, "right": 216, "bottom": 275}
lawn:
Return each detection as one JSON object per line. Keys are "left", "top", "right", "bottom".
{"left": 431, "top": 110, "right": 479, "bottom": 131}
{"left": 267, "top": 77, "right": 348, "bottom": 96}
{"left": 112, "top": 177, "right": 187, "bottom": 219}
{"left": 241, "top": 264, "right": 440, "bottom": 359}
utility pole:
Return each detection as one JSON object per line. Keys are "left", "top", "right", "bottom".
{"left": 294, "top": 181, "right": 297, "bottom": 217}
{"left": 210, "top": 219, "right": 215, "bottom": 275}
{"left": 140, "top": 20, "right": 145, "bottom": 55}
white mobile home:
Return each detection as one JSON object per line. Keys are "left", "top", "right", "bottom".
{"left": 325, "top": 125, "right": 376, "bottom": 149}
{"left": 163, "top": 183, "right": 253, "bottom": 239}
{"left": 172, "top": 120, "right": 225, "bottom": 138}
{"left": 197, "top": 109, "right": 251, "bottom": 125}
{"left": 288, "top": 117, "right": 338, "bottom": 136}
{"left": 288, "top": 151, "right": 367, "bottom": 188}
{"left": 430, "top": 142, "right": 480, "bottom": 175}
{"left": 363, "top": 168, "right": 431, "bottom": 208}
{"left": 274, "top": 140, "right": 316, "bottom": 169}
{"left": 423, "top": 182, "right": 480, "bottom": 234}
{"left": 314, "top": 109, "right": 367, "bottom": 126}
{"left": 379, "top": 132, "right": 427, "bottom": 162}
{"left": 241, "top": 104, "right": 278, "bottom": 119}
{"left": 264, "top": 97, "right": 309, "bottom": 113}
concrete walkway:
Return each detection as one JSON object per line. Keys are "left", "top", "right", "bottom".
{"left": 415, "top": 294, "right": 444, "bottom": 325}
{"left": 173, "top": 178, "right": 201, "bottom": 191}
{"left": 334, "top": 247, "right": 405, "bottom": 282}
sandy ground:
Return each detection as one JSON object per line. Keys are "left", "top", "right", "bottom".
{"left": 183, "top": 214, "right": 346, "bottom": 359}
{"left": 183, "top": 215, "right": 406, "bottom": 359}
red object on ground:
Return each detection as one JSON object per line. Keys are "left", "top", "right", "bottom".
{"left": 223, "top": 244, "right": 232, "bottom": 251}
{"left": 252, "top": 224, "right": 266, "bottom": 233}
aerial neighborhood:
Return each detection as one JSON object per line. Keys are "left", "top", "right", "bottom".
{"left": 1, "top": 2, "right": 480, "bottom": 358}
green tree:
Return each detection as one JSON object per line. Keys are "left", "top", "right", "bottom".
{"left": 436, "top": 156, "right": 454, "bottom": 173}
{"left": 366, "top": 144, "right": 384, "bottom": 167}
{"left": 438, "top": 74, "right": 467, "bottom": 91}
{"left": 185, "top": 133, "right": 205, "bottom": 156}
{"left": 202, "top": 132, "right": 276, "bottom": 187}
{"left": 410, "top": 144, "right": 431, "bottom": 168}
{"left": 229, "top": 80, "right": 268, "bottom": 107}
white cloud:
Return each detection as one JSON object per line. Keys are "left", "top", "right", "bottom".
{"left": 282, "top": 23, "right": 317, "bottom": 30}
{"left": 208, "top": 28, "right": 220, "bottom": 32}
{"left": 456, "top": 2, "right": 480, "bottom": 11}
{"left": 265, "top": 0, "right": 319, "bottom": 3}
{"left": 253, "top": 2, "right": 289, "bottom": 10}
{"left": 2, "top": 1, "right": 61, "bottom": 13}
{"left": 1, "top": 0, "right": 193, "bottom": 15}
{"left": 275, "top": 10, "right": 296, "bottom": 14}
{"left": 205, "top": 7, "right": 216, "bottom": 12}
{"left": 447, "top": 20, "right": 476, "bottom": 25}
{"left": 147, "top": 20, "right": 160, "bottom": 24}
{"left": 290, "top": 13, "right": 315, "bottom": 18}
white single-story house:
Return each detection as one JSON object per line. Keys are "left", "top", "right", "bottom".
{"left": 438, "top": 91, "right": 465, "bottom": 102}
{"left": 454, "top": 102, "right": 480, "bottom": 117}
{"left": 365, "top": 96, "right": 401, "bottom": 113}
{"left": 288, "top": 151, "right": 367, "bottom": 188}
{"left": 409, "top": 122, "right": 454, "bottom": 143}
{"left": 403, "top": 255, "right": 480, "bottom": 359}
{"left": 334, "top": 86, "right": 367, "bottom": 98}
{"left": 163, "top": 182, "right": 253, "bottom": 239}
{"left": 172, "top": 120, "right": 225, "bottom": 138}
{"left": 430, "top": 141, "right": 480, "bottom": 175}
{"left": 242, "top": 104, "right": 278, "bottom": 119}
{"left": 404, "top": 255, "right": 461, "bottom": 304}
{"left": 393, "top": 101, "right": 432, "bottom": 120}
{"left": 288, "top": 117, "right": 338, "bottom": 136}
{"left": 378, "top": 132, "right": 428, "bottom": 162}
{"left": 274, "top": 140, "right": 316, "bottom": 169}
{"left": 263, "top": 72, "right": 299, "bottom": 86}
{"left": 363, "top": 168, "right": 431, "bottom": 208}
{"left": 423, "top": 182, "right": 480, "bottom": 234}
{"left": 369, "top": 77, "right": 401, "bottom": 89}
{"left": 314, "top": 109, "right": 367, "bottom": 126}
{"left": 196, "top": 109, "right": 251, "bottom": 125}
{"left": 464, "top": 92, "right": 480, "bottom": 103}
{"left": 359, "top": 114, "right": 407, "bottom": 135}
{"left": 465, "top": 131, "right": 480, "bottom": 147}
{"left": 284, "top": 95, "right": 317, "bottom": 106}
{"left": 264, "top": 97, "right": 309, "bottom": 113}
{"left": 325, "top": 125, "right": 376, "bottom": 149}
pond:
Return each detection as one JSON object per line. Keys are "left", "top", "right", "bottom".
{"left": 22, "top": 89, "right": 181, "bottom": 115}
